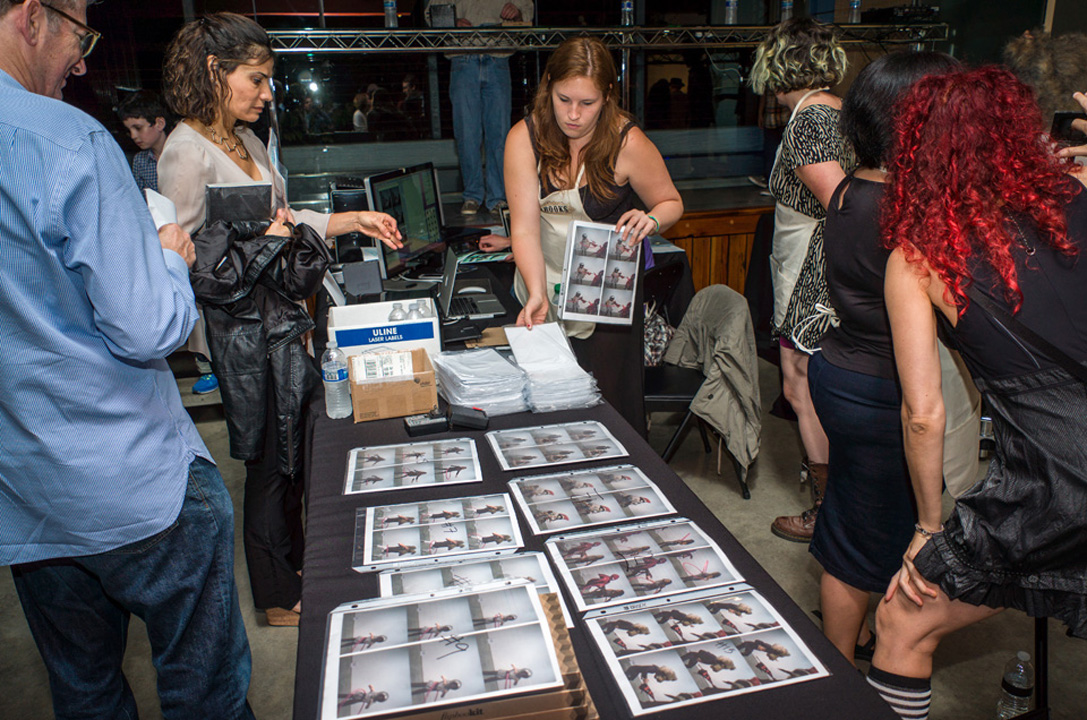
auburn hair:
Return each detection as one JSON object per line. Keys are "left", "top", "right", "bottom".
{"left": 162, "top": 12, "right": 273, "bottom": 127}
{"left": 882, "top": 66, "right": 1079, "bottom": 314}
{"left": 530, "top": 37, "right": 634, "bottom": 203}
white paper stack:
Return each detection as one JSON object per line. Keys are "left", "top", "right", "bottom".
{"left": 431, "top": 348, "right": 529, "bottom": 416}
{"left": 505, "top": 323, "right": 602, "bottom": 413}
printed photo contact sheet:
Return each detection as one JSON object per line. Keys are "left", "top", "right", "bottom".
{"left": 583, "top": 588, "right": 829, "bottom": 715}
{"left": 544, "top": 518, "right": 744, "bottom": 612}
{"left": 558, "top": 220, "right": 641, "bottom": 326}
{"left": 353, "top": 494, "right": 522, "bottom": 571}
{"left": 343, "top": 439, "right": 482, "bottom": 495}
{"left": 322, "top": 582, "right": 564, "bottom": 719}
{"left": 486, "top": 421, "right": 627, "bottom": 472}
{"left": 509, "top": 465, "right": 676, "bottom": 535}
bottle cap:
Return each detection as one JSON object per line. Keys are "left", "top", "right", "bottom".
{"left": 327, "top": 339, "right": 338, "bottom": 348}
{"left": 1017, "top": 651, "right": 1030, "bottom": 662}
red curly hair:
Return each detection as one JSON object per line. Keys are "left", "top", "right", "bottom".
{"left": 882, "top": 66, "right": 1079, "bottom": 314}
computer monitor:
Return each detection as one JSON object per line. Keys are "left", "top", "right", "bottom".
{"left": 364, "top": 163, "right": 445, "bottom": 278}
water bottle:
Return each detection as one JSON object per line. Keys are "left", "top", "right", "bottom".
{"left": 388, "top": 302, "right": 407, "bottom": 321}
{"left": 620, "top": 0, "right": 633, "bottom": 26}
{"left": 321, "top": 340, "right": 353, "bottom": 419}
{"left": 848, "top": 0, "right": 861, "bottom": 23}
{"left": 724, "top": 0, "right": 738, "bottom": 25}
{"left": 384, "top": 0, "right": 398, "bottom": 27}
{"left": 407, "top": 302, "right": 423, "bottom": 320}
{"left": 552, "top": 283, "right": 562, "bottom": 307}
{"left": 995, "top": 651, "right": 1034, "bottom": 718}
{"left": 780, "top": 0, "right": 793, "bottom": 21}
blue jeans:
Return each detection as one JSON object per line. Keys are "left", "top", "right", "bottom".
{"left": 450, "top": 55, "right": 511, "bottom": 209}
{"left": 12, "top": 457, "right": 254, "bottom": 720}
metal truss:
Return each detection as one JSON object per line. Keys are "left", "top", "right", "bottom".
{"left": 268, "top": 24, "right": 949, "bottom": 54}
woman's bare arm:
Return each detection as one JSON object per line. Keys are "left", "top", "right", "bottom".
{"left": 505, "top": 121, "right": 548, "bottom": 327}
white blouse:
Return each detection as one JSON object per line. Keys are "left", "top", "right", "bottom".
{"left": 158, "top": 122, "right": 330, "bottom": 239}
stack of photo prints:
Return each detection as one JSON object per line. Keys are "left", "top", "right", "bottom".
{"left": 321, "top": 582, "right": 567, "bottom": 719}
{"left": 558, "top": 220, "right": 641, "bottom": 325}
{"left": 353, "top": 494, "right": 523, "bottom": 571}
{"left": 486, "top": 421, "right": 627, "bottom": 472}
{"left": 343, "top": 439, "right": 482, "bottom": 495}
{"left": 509, "top": 465, "right": 677, "bottom": 535}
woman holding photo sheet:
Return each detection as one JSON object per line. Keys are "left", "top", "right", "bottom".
{"left": 504, "top": 37, "right": 683, "bottom": 436}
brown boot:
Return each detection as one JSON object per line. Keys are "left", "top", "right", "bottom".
{"left": 771, "top": 463, "right": 829, "bottom": 543}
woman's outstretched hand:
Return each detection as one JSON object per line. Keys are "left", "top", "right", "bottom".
{"left": 356, "top": 211, "right": 403, "bottom": 249}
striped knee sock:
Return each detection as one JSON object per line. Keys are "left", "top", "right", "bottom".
{"left": 867, "top": 665, "right": 931, "bottom": 720}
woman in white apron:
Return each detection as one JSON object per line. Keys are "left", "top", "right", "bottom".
{"left": 750, "top": 18, "right": 855, "bottom": 542}
{"left": 504, "top": 37, "right": 683, "bottom": 437}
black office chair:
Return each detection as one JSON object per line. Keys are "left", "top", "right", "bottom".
{"left": 642, "top": 264, "right": 713, "bottom": 465}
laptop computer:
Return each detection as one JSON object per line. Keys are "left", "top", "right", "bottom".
{"left": 438, "top": 247, "right": 506, "bottom": 321}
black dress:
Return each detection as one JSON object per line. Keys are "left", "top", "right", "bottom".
{"left": 914, "top": 179, "right": 1087, "bottom": 637}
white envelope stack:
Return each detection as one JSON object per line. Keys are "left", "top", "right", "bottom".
{"left": 506, "top": 324, "right": 603, "bottom": 413}
{"left": 431, "top": 348, "right": 529, "bottom": 416}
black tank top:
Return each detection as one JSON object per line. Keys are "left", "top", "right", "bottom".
{"left": 820, "top": 175, "right": 896, "bottom": 378}
{"left": 525, "top": 115, "right": 637, "bottom": 224}
{"left": 942, "top": 177, "right": 1087, "bottom": 381}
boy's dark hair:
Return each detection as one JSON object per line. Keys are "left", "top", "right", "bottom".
{"left": 117, "top": 90, "right": 172, "bottom": 129}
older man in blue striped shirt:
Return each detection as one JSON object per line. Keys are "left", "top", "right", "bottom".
{"left": 0, "top": 2, "right": 255, "bottom": 718}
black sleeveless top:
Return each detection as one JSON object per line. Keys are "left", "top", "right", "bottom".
{"left": 525, "top": 115, "right": 637, "bottom": 225}
{"left": 820, "top": 175, "right": 896, "bottom": 379}
{"left": 940, "top": 177, "right": 1087, "bottom": 381}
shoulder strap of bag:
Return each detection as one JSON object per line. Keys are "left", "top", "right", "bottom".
{"left": 965, "top": 285, "right": 1087, "bottom": 384}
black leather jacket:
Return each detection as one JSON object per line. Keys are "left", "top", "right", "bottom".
{"left": 190, "top": 221, "right": 331, "bottom": 476}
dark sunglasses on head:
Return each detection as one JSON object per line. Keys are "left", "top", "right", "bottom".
{"left": 16, "top": 1, "right": 102, "bottom": 58}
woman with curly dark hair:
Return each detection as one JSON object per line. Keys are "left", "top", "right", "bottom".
{"left": 871, "top": 66, "right": 1087, "bottom": 719}
{"left": 503, "top": 37, "right": 683, "bottom": 435}
{"left": 158, "top": 12, "right": 402, "bottom": 627}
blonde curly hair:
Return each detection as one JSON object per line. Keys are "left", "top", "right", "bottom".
{"left": 750, "top": 18, "right": 847, "bottom": 95}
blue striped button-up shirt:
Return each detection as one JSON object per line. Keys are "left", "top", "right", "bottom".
{"left": 0, "top": 69, "right": 210, "bottom": 565}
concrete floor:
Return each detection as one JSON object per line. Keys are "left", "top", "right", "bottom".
{"left": 3, "top": 358, "right": 1086, "bottom": 719}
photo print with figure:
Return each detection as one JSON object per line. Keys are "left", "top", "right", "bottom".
{"left": 352, "top": 494, "right": 522, "bottom": 571}
{"left": 343, "top": 439, "right": 481, "bottom": 495}
{"left": 544, "top": 518, "right": 743, "bottom": 612}
{"left": 377, "top": 552, "right": 573, "bottom": 627}
{"left": 508, "top": 465, "right": 676, "bottom": 535}
{"left": 322, "top": 582, "right": 563, "bottom": 719}
{"left": 559, "top": 220, "right": 641, "bottom": 326}
{"left": 583, "top": 588, "right": 828, "bottom": 715}
{"left": 486, "top": 421, "right": 627, "bottom": 472}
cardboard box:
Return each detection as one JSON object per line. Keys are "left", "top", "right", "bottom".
{"left": 349, "top": 348, "right": 438, "bottom": 423}
{"left": 329, "top": 299, "right": 441, "bottom": 359}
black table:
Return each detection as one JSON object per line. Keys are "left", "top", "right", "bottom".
{"left": 293, "top": 403, "right": 897, "bottom": 720}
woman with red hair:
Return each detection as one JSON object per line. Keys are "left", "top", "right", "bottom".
{"left": 872, "top": 66, "right": 1087, "bottom": 719}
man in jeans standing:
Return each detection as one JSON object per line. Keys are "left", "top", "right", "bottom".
{"left": 0, "top": 2, "right": 254, "bottom": 718}
{"left": 447, "top": 0, "right": 533, "bottom": 215}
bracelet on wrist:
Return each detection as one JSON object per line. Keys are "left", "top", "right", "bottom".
{"left": 647, "top": 214, "right": 660, "bottom": 234}
{"left": 914, "top": 523, "right": 943, "bottom": 539}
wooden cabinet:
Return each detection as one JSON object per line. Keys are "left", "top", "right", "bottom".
{"left": 662, "top": 206, "right": 771, "bottom": 295}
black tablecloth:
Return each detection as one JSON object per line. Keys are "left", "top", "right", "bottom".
{"left": 293, "top": 402, "right": 896, "bottom": 720}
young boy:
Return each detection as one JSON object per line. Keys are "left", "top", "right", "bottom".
{"left": 117, "top": 91, "right": 170, "bottom": 193}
